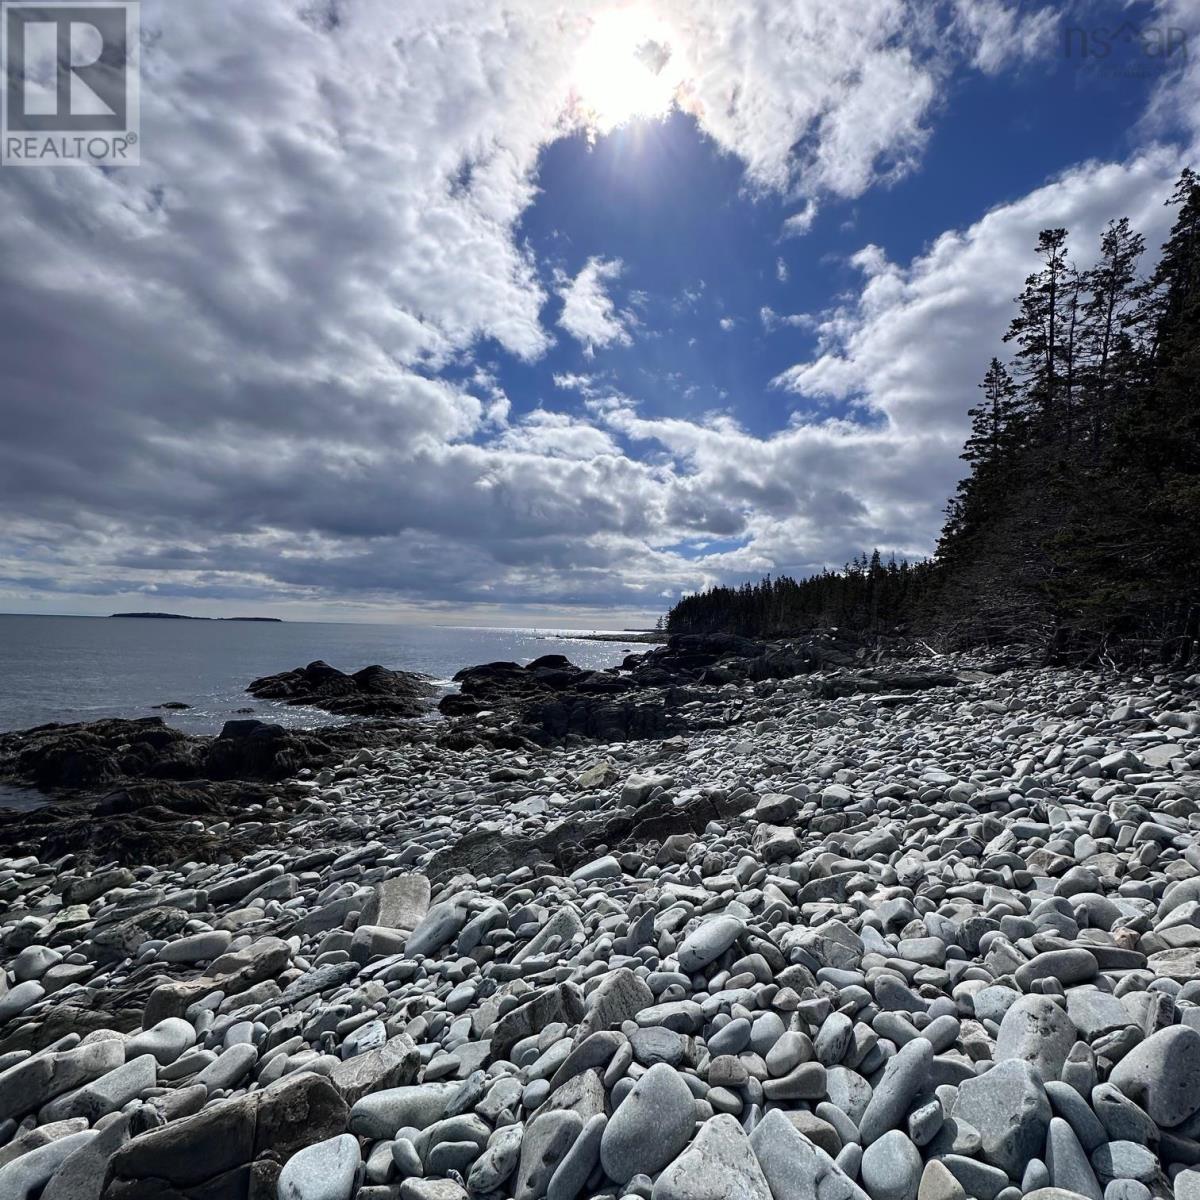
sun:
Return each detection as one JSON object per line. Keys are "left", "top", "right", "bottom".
{"left": 571, "top": 7, "right": 680, "bottom": 137}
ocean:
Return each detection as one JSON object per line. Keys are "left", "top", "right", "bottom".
{"left": 0, "top": 614, "right": 647, "bottom": 736}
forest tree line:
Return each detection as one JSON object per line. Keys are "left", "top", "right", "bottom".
{"left": 666, "top": 169, "right": 1200, "bottom": 660}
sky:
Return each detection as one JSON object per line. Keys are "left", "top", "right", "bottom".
{"left": 1, "top": 0, "right": 1198, "bottom": 626}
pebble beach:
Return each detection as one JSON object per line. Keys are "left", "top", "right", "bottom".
{"left": 2, "top": 651, "right": 1200, "bottom": 1200}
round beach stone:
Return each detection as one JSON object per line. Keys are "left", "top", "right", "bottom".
{"left": 1089, "top": 1141, "right": 1158, "bottom": 1186}
{"left": 1045, "top": 1117, "right": 1101, "bottom": 1200}
{"left": 861, "top": 1130, "right": 922, "bottom": 1200}
{"left": 749, "top": 1109, "right": 869, "bottom": 1200}
{"left": 676, "top": 916, "right": 743, "bottom": 973}
{"left": 349, "top": 1083, "right": 460, "bottom": 1139}
{"left": 125, "top": 1017, "right": 196, "bottom": 1065}
{"left": 467, "top": 1125, "right": 522, "bottom": 1193}
{"left": 858, "top": 1037, "right": 933, "bottom": 1143}
{"left": 995, "top": 994, "right": 1076, "bottom": 1082}
{"left": 650, "top": 1114, "right": 771, "bottom": 1200}
{"left": 600, "top": 1062, "right": 695, "bottom": 1184}
{"left": 1108, "top": 1025, "right": 1200, "bottom": 1128}
{"left": 953, "top": 1059, "right": 1051, "bottom": 1179}
{"left": 918, "top": 1159, "right": 966, "bottom": 1200}
{"left": 278, "top": 1133, "right": 361, "bottom": 1200}
{"left": 547, "top": 1112, "right": 605, "bottom": 1200}
{"left": 514, "top": 1109, "right": 582, "bottom": 1200}
{"left": 1014, "top": 950, "right": 1097, "bottom": 992}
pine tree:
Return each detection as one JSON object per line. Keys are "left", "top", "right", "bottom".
{"left": 1080, "top": 217, "right": 1146, "bottom": 451}
{"left": 1113, "top": 168, "right": 1200, "bottom": 640}
{"left": 666, "top": 172, "right": 1199, "bottom": 658}
{"left": 1004, "top": 228, "right": 1072, "bottom": 428}
{"left": 964, "top": 358, "right": 1018, "bottom": 465}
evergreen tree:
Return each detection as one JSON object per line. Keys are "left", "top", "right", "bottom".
{"left": 1080, "top": 217, "right": 1146, "bottom": 451}
{"left": 666, "top": 172, "right": 1199, "bottom": 659}
{"left": 964, "top": 358, "right": 1018, "bottom": 465}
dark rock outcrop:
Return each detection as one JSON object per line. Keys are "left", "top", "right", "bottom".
{"left": 0, "top": 717, "right": 430, "bottom": 864}
{"left": 0, "top": 717, "right": 356, "bottom": 792}
{"left": 426, "top": 785, "right": 752, "bottom": 881}
{"left": 246, "top": 660, "right": 437, "bottom": 718}
{"left": 439, "top": 632, "right": 935, "bottom": 746}
{"left": 102, "top": 1072, "right": 347, "bottom": 1199}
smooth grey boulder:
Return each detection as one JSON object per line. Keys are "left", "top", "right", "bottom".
{"left": 939, "top": 1153, "right": 1010, "bottom": 1200}
{"left": 360, "top": 873, "right": 430, "bottom": 931}
{"left": 861, "top": 1130, "right": 922, "bottom": 1200}
{"left": 0, "top": 1130, "right": 96, "bottom": 1199}
{"left": 0, "top": 980, "right": 44, "bottom": 1022}
{"left": 651, "top": 1113, "right": 772, "bottom": 1200}
{"left": 569, "top": 856, "right": 621, "bottom": 884}
{"left": 40, "top": 1114, "right": 130, "bottom": 1200}
{"left": 1108, "top": 1026, "right": 1200, "bottom": 1128}
{"left": 40, "top": 1053, "right": 157, "bottom": 1124}
{"left": 405, "top": 901, "right": 467, "bottom": 958}
{"left": 0, "top": 1038, "right": 124, "bottom": 1122}
{"left": 1090, "top": 1141, "right": 1157, "bottom": 1186}
{"left": 278, "top": 1133, "right": 361, "bottom": 1200}
{"left": 749, "top": 1109, "right": 870, "bottom": 1200}
{"left": 1090, "top": 1084, "right": 1158, "bottom": 1146}
{"left": 514, "top": 1109, "right": 582, "bottom": 1200}
{"left": 676, "top": 916, "right": 743, "bottom": 972}
{"left": 995, "top": 994, "right": 1076, "bottom": 1082}
{"left": 547, "top": 1112, "right": 606, "bottom": 1200}
{"left": 953, "top": 1059, "right": 1051, "bottom": 1178}
{"left": 194, "top": 1041, "right": 257, "bottom": 1093}
{"left": 1045, "top": 1117, "right": 1102, "bottom": 1200}
{"left": 600, "top": 1063, "right": 695, "bottom": 1183}
{"left": 124, "top": 1017, "right": 196, "bottom": 1065}
{"left": 349, "top": 1082, "right": 460, "bottom": 1139}
{"left": 468, "top": 1125, "right": 523, "bottom": 1193}
{"left": 1045, "top": 1082, "right": 1107, "bottom": 1153}
{"left": 156, "top": 929, "right": 232, "bottom": 964}
{"left": 1015, "top": 950, "right": 1098, "bottom": 992}
{"left": 858, "top": 1038, "right": 933, "bottom": 1143}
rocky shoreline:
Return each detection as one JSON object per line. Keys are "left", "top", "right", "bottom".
{"left": 1, "top": 637, "right": 1200, "bottom": 1200}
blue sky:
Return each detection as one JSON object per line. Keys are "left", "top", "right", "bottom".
{"left": 0, "top": 0, "right": 1196, "bottom": 623}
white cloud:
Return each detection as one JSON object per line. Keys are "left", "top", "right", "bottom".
{"left": 774, "top": 152, "right": 1183, "bottom": 427}
{"left": 781, "top": 201, "right": 819, "bottom": 238}
{"left": 557, "top": 257, "right": 634, "bottom": 353}
{"left": 1143, "top": 0, "right": 1200, "bottom": 146}
{"left": 761, "top": 307, "right": 812, "bottom": 333}
{"left": 497, "top": 409, "right": 622, "bottom": 460}
{"left": 953, "top": 0, "right": 1061, "bottom": 74}
{"left": 718, "top": 316, "right": 736, "bottom": 332}
{"left": 0, "top": 0, "right": 1195, "bottom": 617}
{"left": 776, "top": 257, "right": 790, "bottom": 282}
{"left": 553, "top": 372, "right": 600, "bottom": 395}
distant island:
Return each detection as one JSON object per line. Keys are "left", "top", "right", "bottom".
{"left": 109, "top": 612, "right": 283, "bottom": 622}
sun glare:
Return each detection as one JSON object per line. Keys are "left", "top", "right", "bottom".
{"left": 571, "top": 8, "right": 680, "bottom": 137}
